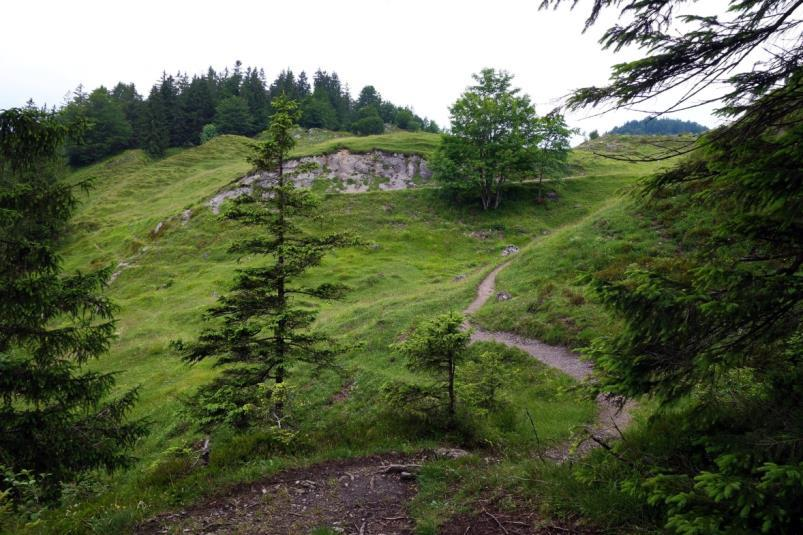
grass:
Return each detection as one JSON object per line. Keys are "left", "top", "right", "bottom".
{"left": 290, "top": 130, "right": 441, "bottom": 159}
{"left": 471, "top": 199, "right": 675, "bottom": 349}
{"left": 15, "top": 133, "right": 665, "bottom": 533}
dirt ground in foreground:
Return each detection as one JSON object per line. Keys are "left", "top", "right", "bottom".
{"left": 138, "top": 453, "right": 422, "bottom": 535}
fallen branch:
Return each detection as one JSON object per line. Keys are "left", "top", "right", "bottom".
{"left": 482, "top": 510, "right": 509, "bottom": 534}
{"left": 379, "top": 464, "right": 422, "bottom": 474}
{"left": 587, "top": 433, "right": 636, "bottom": 468}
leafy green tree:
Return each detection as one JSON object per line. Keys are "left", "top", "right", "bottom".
{"left": 588, "top": 129, "right": 599, "bottom": 140}
{"left": 378, "top": 101, "right": 398, "bottom": 123}
{"left": 351, "top": 114, "right": 385, "bottom": 136}
{"left": 214, "top": 96, "right": 253, "bottom": 135}
{"left": 351, "top": 104, "right": 385, "bottom": 135}
{"left": 177, "top": 96, "right": 354, "bottom": 427}
{"left": 62, "top": 86, "right": 133, "bottom": 166}
{"left": 0, "top": 108, "right": 147, "bottom": 496}
{"left": 299, "top": 94, "right": 338, "bottom": 130}
{"left": 392, "top": 312, "right": 470, "bottom": 424}
{"left": 422, "top": 118, "right": 440, "bottom": 133}
{"left": 533, "top": 110, "right": 574, "bottom": 202}
{"left": 393, "top": 107, "right": 421, "bottom": 131}
{"left": 433, "top": 69, "right": 540, "bottom": 210}
{"left": 199, "top": 123, "right": 218, "bottom": 144}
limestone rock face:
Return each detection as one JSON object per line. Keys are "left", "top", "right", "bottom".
{"left": 209, "top": 150, "right": 431, "bottom": 213}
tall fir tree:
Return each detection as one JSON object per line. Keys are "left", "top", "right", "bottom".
{"left": 178, "top": 96, "right": 354, "bottom": 427}
{"left": 0, "top": 108, "right": 147, "bottom": 495}
{"left": 180, "top": 75, "right": 216, "bottom": 143}
{"left": 140, "top": 85, "right": 170, "bottom": 157}
{"left": 241, "top": 67, "right": 268, "bottom": 133}
{"left": 110, "top": 82, "right": 144, "bottom": 147}
{"left": 214, "top": 96, "right": 253, "bottom": 135}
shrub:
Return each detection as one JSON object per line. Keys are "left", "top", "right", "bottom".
{"left": 352, "top": 115, "right": 384, "bottom": 136}
{"left": 199, "top": 123, "right": 218, "bottom": 144}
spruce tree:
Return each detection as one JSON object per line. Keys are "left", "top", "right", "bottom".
{"left": 62, "top": 86, "right": 133, "bottom": 166}
{"left": 214, "top": 96, "right": 253, "bottom": 135}
{"left": 140, "top": 86, "right": 169, "bottom": 157}
{"left": 179, "top": 96, "right": 354, "bottom": 428}
{"left": 392, "top": 312, "right": 470, "bottom": 426}
{"left": 0, "top": 108, "right": 147, "bottom": 495}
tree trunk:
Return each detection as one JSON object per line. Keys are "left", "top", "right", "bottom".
{"left": 275, "top": 154, "right": 287, "bottom": 418}
{"left": 447, "top": 356, "right": 456, "bottom": 426}
{"left": 480, "top": 174, "right": 491, "bottom": 210}
{"left": 537, "top": 171, "right": 544, "bottom": 204}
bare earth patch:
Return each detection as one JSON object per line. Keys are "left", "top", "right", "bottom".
{"left": 137, "top": 453, "right": 424, "bottom": 535}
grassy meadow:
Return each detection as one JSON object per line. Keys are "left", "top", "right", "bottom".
{"left": 19, "top": 131, "right": 668, "bottom": 533}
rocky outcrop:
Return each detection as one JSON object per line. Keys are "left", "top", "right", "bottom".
{"left": 209, "top": 149, "right": 431, "bottom": 213}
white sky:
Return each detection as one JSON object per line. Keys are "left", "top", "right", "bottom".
{"left": 1, "top": 0, "right": 724, "bottom": 137}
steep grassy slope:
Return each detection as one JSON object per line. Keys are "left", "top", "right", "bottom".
{"left": 471, "top": 199, "right": 675, "bottom": 349}
{"left": 291, "top": 130, "right": 441, "bottom": 159}
{"left": 22, "top": 133, "right": 662, "bottom": 533}
{"left": 471, "top": 137, "right": 681, "bottom": 350}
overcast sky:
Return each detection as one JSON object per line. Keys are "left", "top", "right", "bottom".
{"left": 1, "top": 0, "right": 723, "bottom": 136}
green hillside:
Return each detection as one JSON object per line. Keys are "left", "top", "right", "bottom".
{"left": 21, "top": 132, "right": 668, "bottom": 533}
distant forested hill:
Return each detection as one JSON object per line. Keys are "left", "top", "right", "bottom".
{"left": 22, "top": 62, "right": 440, "bottom": 168}
{"left": 609, "top": 117, "right": 708, "bottom": 135}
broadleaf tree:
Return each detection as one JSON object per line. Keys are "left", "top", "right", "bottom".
{"left": 533, "top": 110, "right": 574, "bottom": 203}
{"left": 177, "top": 96, "right": 355, "bottom": 428}
{"left": 433, "top": 68, "right": 541, "bottom": 210}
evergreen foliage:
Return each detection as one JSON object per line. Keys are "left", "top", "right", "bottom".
{"left": 45, "top": 62, "right": 436, "bottom": 166}
{"left": 140, "top": 86, "right": 169, "bottom": 157}
{"left": 176, "top": 96, "right": 355, "bottom": 428}
{"left": 609, "top": 117, "right": 708, "bottom": 136}
{"left": 392, "top": 312, "right": 470, "bottom": 424}
{"left": 0, "top": 108, "right": 147, "bottom": 497}
{"left": 542, "top": 0, "right": 803, "bottom": 531}
{"left": 62, "top": 87, "right": 133, "bottom": 166}
{"left": 214, "top": 96, "right": 253, "bottom": 136}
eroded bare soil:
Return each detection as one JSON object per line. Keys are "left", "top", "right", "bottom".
{"left": 138, "top": 453, "right": 423, "bottom": 535}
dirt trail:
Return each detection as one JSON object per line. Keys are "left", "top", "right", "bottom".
{"left": 138, "top": 453, "right": 422, "bottom": 534}
{"left": 465, "top": 261, "right": 632, "bottom": 460}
